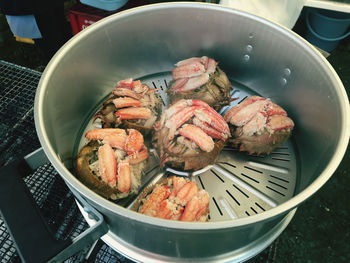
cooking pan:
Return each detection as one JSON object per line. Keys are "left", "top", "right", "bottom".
{"left": 0, "top": 2, "right": 349, "bottom": 263}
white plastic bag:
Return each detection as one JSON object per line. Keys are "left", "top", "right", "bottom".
{"left": 219, "top": 0, "right": 306, "bottom": 29}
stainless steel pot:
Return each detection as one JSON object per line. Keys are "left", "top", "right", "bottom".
{"left": 33, "top": 2, "right": 349, "bottom": 262}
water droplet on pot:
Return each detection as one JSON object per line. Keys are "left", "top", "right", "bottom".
{"left": 246, "top": 45, "right": 253, "bottom": 52}
{"left": 249, "top": 33, "right": 254, "bottom": 39}
{"left": 281, "top": 78, "right": 287, "bottom": 85}
{"left": 284, "top": 68, "right": 291, "bottom": 76}
{"left": 243, "top": 54, "right": 250, "bottom": 62}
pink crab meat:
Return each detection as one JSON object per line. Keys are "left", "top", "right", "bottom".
{"left": 112, "top": 87, "right": 142, "bottom": 100}
{"left": 175, "top": 73, "right": 209, "bottom": 92}
{"left": 175, "top": 57, "right": 203, "bottom": 67}
{"left": 180, "top": 190, "right": 210, "bottom": 222}
{"left": 194, "top": 107, "right": 230, "bottom": 136}
{"left": 85, "top": 128, "right": 126, "bottom": 141}
{"left": 266, "top": 102, "right": 287, "bottom": 116}
{"left": 171, "top": 61, "right": 205, "bottom": 80}
{"left": 193, "top": 117, "right": 228, "bottom": 140}
{"left": 175, "top": 182, "right": 199, "bottom": 206}
{"left": 228, "top": 99, "right": 268, "bottom": 127}
{"left": 178, "top": 124, "right": 215, "bottom": 152}
{"left": 140, "top": 185, "right": 171, "bottom": 216}
{"left": 102, "top": 134, "right": 127, "bottom": 149}
{"left": 224, "top": 96, "right": 265, "bottom": 122}
{"left": 206, "top": 58, "right": 217, "bottom": 74}
{"left": 124, "top": 129, "right": 144, "bottom": 154}
{"left": 117, "top": 78, "right": 133, "bottom": 87}
{"left": 165, "top": 106, "right": 199, "bottom": 139}
{"left": 117, "top": 160, "right": 131, "bottom": 193}
{"left": 98, "top": 144, "right": 117, "bottom": 188}
{"left": 115, "top": 107, "right": 152, "bottom": 120}
{"left": 242, "top": 112, "right": 267, "bottom": 136}
{"left": 201, "top": 56, "right": 209, "bottom": 70}
{"left": 172, "top": 78, "right": 189, "bottom": 91}
{"left": 113, "top": 97, "right": 142, "bottom": 108}
{"left": 267, "top": 115, "right": 295, "bottom": 131}
{"left": 170, "top": 176, "right": 187, "bottom": 197}
{"left": 128, "top": 148, "right": 149, "bottom": 165}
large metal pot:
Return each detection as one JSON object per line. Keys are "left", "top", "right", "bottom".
{"left": 34, "top": 2, "right": 349, "bottom": 262}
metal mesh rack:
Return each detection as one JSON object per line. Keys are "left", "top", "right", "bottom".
{"left": 0, "top": 60, "right": 276, "bottom": 262}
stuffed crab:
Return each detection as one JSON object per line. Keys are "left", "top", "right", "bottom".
{"left": 224, "top": 96, "right": 295, "bottom": 155}
{"left": 134, "top": 176, "right": 210, "bottom": 222}
{"left": 94, "top": 78, "right": 162, "bottom": 136}
{"left": 76, "top": 128, "right": 149, "bottom": 200}
{"left": 153, "top": 99, "right": 231, "bottom": 170}
{"left": 168, "top": 56, "right": 232, "bottom": 110}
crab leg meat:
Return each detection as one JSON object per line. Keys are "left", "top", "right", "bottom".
{"left": 172, "top": 61, "right": 205, "bottom": 80}
{"left": 85, "top": 128, "right": 126, "bottom": 140}
{"left": 124, "top": 129, "right": 144, "bottom": 154}
{"left": 117, "top": 160, "right": 131, "bottom": 193}
{"left": 193, "top": 117, "right": 228, "bottom": 140}
{"left": 102, "top": 134, "right": 127, "bottom": 149}
{"left": 170, "top": 176, "right": 187, "bottom": 197}
{"left": 194, "top": 107, "right": 230, "bottom": 136}
{"left": 267, "top": 115, "right": 295, "bottom": 131}
{"left": 180, "top": 190, "right": 210, "bottom": 222}
{"left": 227, "top": 100, "right": 268, "bottom": 127}
{"left": 140, "top": 185, "right": 171, "bottom": 216}
{"left": 113, "top": 87, "right": 142, "bottom": 100}
{"left": 175, "top": 182, "right": 199, "bottom": 206}
{"left": 206, "top": 58, "right": 217, "bottom": 74}
{"left": 128, "top": 148, "right": 149, "bottom": 165}
{"left": 98, "top": 144, "right": 117, "bottom": 188}
{"left": 172, "top": 78, "right": 189, "bottom": 91}
{"left": 242, "top": 112, "right": 267, "bottom": 136}
{"left": 175, "top": 73, "right": 210, "bottom": 92}
{"left": 165, "top": 106, "right": 199, "bottom": 139}
{"left": 266, "top": 102, "right": 287, "bottom": 116}
{"left": 178, "top": 124, "right": 215, "bottom": 152}
{"left": 224, "top": 96, "right": 265, "bottom": 122}
{"left": 115, "top": 107, "right": 152, "bottom": 120}
{"left": 113, "top": 97, "right": 142, "bottom": 108}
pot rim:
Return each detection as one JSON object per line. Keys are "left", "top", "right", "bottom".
{"left": 34, "top": 2, "right": 350, "bottom": 230}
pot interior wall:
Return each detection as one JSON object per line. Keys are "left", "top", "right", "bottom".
{"left": 37, "top": 4, "right": 346, "bottom": 207}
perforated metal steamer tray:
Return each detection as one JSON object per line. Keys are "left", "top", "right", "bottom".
{"left": 76, "top": 71, "right": 298, "bottom": 223}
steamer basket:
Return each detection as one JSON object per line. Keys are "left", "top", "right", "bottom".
{"left": 34, "top": 3, "right": 350, "bottom": 262}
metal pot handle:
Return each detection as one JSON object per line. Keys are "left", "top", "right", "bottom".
{"left": 0, "top": 148, "right": 108, "bottom": 263}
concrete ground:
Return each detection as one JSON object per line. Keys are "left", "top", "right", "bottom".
{"left": 0, "top": 2, "right": 349, "bottom": 262}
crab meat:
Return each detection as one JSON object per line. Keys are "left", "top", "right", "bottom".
{"left": 227, "top": 99, "right": 268, "bottom": 127}
{"left": 170, "top": 176, "right": 187, "bottom": 197}
{"left": 113, "top": 97, "right": 142, "bottom": 108}
{"left": 117, "top": 160, "right": 131, "bottom": 193}
{"left": 115, "top": 107, "right": 152, "bottom": 120}
{"left": 174, "top": 181, "right": 199, "bottom": 206}
{"left": 102, "top": 134, "right": 127, "bottom": 149}
{"left": 225, "top": 96, "right": 295, "bottom": 155}
{"left": 175, "top": 73, "right": 210, "bottom": 92}
{"left": 140, "top": 185, "right": 171, "bottom": 216}
{"left": 172, "top": 61, "right": 205, "bottom": 80}
{"left": 128, "top": 148, "right": 149, "bottom": 165}
{"left": 112, "top": 87, "right": 142, "bottom": 100}
{"left": 165, "top": 106, "right": 199, "bottom": 139}
{"left": 178, "top": 124, "right": 215, "bottom": 152}
{"left": 85, "top": 128, "right": 126, "bottom": 141}
{"left": 180, "top": 190, "right": 210, "bottom": 222}
{"left": 267, "top": 115, "right": 294, "bottom": 131}
{"left": 98, "top": 144, "right": 117, "bottom": 188}
{"left": 172, "top": 78, "right": 189, "bottom": 91}
{"left": 193, "top": 117, "right": 228, "bottom": 140}
{"left": 224, "top": 96, "right": 265, "bottom": 122}
{"left": 124, "top": 129, "right": 144, "bottom": 154}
